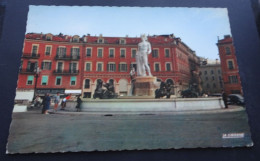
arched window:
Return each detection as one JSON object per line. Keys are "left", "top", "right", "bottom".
{"left": 96, "top": 79, "right": 102, "bottom": 84}
{"left": 166, "top": 79, "right": 174, "bottom": 85}
{"left": 109, "top": 79, "right": 114, "bottom": 85}
{"left": 84, "top": 79, "right": 90, "bottom": 89}
{"left": 72, "top": 35, "right": 79, "bottom": 42}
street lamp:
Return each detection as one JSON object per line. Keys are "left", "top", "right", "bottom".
{"left": 32, "top": 67, "right": 41, "bottom": 102}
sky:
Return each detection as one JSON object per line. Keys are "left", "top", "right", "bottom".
{"left": 26, "top": 6, "right": 231, "bottom": 60}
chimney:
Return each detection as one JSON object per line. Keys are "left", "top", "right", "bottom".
{"left": 216, "top": 59, "right": 219, "bottom": 64}
{"left": 224, "top": 35, "right": 231, "bottom": 39}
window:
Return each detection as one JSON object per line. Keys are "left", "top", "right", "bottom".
{"left": 205, "top": 77, "right": 208, "bottom": 81}
{"left": 41, "top": 61, "right": 52, "bottom": 70}
{"left": 45, "top": 46, "right": 51, "bottom": 55}
{"left": 107, "top": 63, "right": 116, "bottom": 72}
{"left": 152, "top": 49, "right": 159, "bottom": 58}
{"left": 109, "top": 79, "right": 114, "bottom": 85}
{"left": 19, "top": 60, "right": 23, "bottom": 71}
{"left": 204, "top": 71, "right": 207, "bottom": 75}
{"left": 166, "top": 63, "right": 171, "bottom": 71}
{"left": 56, "top": 47, "right": 66, "bottom": 58}
{"left": 97, "top": 62, "right": 103, "bottom": 71}
{"left": 109, "top": 48, "right": 115, "bottom": 58}
{"left": 41, "top": 76, "right": 48, "bottom": 85}
{"left": 70, "top": 76, "right": 76, "bottom": 85}
{"left": 85, "top": 62, "right": 92, "bottom": 71}
{"left": 206, "top": 83, "right": 210, "bottom": 88}
{"left": 56, "top": 76, "right": 62, "bottom": 85}
{"left": 120, "top": 39, "right": 126, "bottom": 44}
{"left": 32, "top": 45, "right": 38, "bottom": 55}
{"left": 97, "top": 48, "right": 103, "bottom": 58}
{"left": 166, "top": 79, "right": 174, "bottom": 85}
{"left": 71, "top": 47, "right": 80, "bottom": 58}
{"left": 86, "top": 48, "right": 92, "bottom": 57}
{"left": 213, "top": 83, "right": 216, "bottom": 88}
{"left": 57, "top": 62, "right": 63, "bottom": 72}
{"left": 155, "top": 63, "right": 160, "bottom": 72}
{"left": 211, "top": 70, "right": 214, "bottom": 74}
{"left": 119, "top": 63, "right": 127, "bottom": 72}
{"left": 165, "top": 49, "right": 170, "bottom": 58}
{"left": 131, "top": 49, "right": 137, "bottom": 58}
{"left": 46, "top": 36, "right": 52, "bottom": 41}
{"left": 98, "top": 38, "right": 104, "bottom": 43}
{"left": 225, "top": 47, "right": 231, "bottom": 55}
{"left": 228, "top": 75, "right": 238, "bottom": 84}
{"left": 69, "top": 62, "right": 78, "bottom": 73}
{"left": 218, "top": 70, "right": 221, "bottom": 74}
{"left": 120, "top": 49, "right": 126, "bottom": 58}
{"left": 84, "top": 79, "right": 90, "bottom": 89}
{"left": 27, "top": 75, "right": 34, "bottom": 85}
{"left": 72, "top": 37, "right": 79, "bottom": 42}
{"left": 220, "top": 82, "right": 223, "bottom": 88}
{"left": 219, "top": 76, "right": 222, "bottom": 81}
{"left": 130, "top": 63, "right": 137, "bottom": 72}
{"left": 26, "top": 61, "right": 38, "bottom": 72}
{"left": 212, "top": 76, "right": 215, "bottom": 80}
{"left": 227, "top": 60, "right": 234, "bottom": 69}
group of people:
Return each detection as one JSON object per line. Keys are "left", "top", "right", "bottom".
{"left": 34, "top": 93, "right": 82, "bottom": 114}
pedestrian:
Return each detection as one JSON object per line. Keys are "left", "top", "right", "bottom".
{"left": 222, "top": 90, "right": 228, "bottom": 109}
{"left": 75, "top": 95, "right": 82, "bottom": 112}
{"left": 41, "top": 94, "right": 47, "bottom": 114}
{"left": 42, "top": 93, "right": 51, "bottom": 114}
{"left": 53, "top": 92, "right": 60, "bottom": 112}
{"left": 61, "top": 94, "right": 72, "bottom": 110}
{"left": 34, "top": 95, "right": 42, "bottom": 108}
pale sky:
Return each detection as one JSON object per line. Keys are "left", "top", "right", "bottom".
{"left": 26, "top": 6, "right": 231, "bottom": 60}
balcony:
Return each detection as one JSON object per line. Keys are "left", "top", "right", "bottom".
{"left": 55, "top": 55, "right": 80, "bottom": 60}
{"left": 22, "top": 53, "right": 40, "bottom": 59}
{"left": 53, "top": 70, "right": 79, "bottom": 75}
{"left": 19, "top": 69, "right": 36, "bottom": 74}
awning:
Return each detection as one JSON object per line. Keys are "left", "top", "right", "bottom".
{"left": 65, "top": 89, "right": 82, "bottom": 94}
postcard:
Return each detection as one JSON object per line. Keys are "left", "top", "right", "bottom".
{"left": 6, "top": 6, "right": 253, "bottom": 154}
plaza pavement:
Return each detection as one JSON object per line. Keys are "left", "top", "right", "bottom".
{"left": 6, "top": 105, "right": 253, "bottom": 154}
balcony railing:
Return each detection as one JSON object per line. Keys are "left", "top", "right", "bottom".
{"left": 22, "top": 53, "right": 40, "bottom": 59}
{"left": 55, "top": 55, "right": 80, "bottom": 60}
{"left": 19, "top": 68, "right": 36, "bottom": 74}
{"left": 53, "top": 70, "right": 79, "bottom": 75}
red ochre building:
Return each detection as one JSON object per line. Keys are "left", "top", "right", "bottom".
{"left": 17, "top": 33, "right": 200, "bottom": 98}
{"left": 217, "top": 35, "right": 243, "bottom": 95}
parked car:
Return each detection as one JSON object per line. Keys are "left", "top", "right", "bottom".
{"left": 227, "top": 94, "right": 245, "bottom": 105}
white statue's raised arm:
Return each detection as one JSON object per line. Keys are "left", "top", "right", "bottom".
{"left": 136, "top": 34, "right": 152, "bottom": 77}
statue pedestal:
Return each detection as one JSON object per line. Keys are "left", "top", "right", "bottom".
{"left": 134, "top": 76, "right": 159, "bottom": 97}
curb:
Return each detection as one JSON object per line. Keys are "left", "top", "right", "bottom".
{"left": 49, "top": 106, "right": 245, "bottom": 116}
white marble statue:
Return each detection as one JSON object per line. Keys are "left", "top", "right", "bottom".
{"left": 136, "top": 34, "right": 152, "bottom": 76}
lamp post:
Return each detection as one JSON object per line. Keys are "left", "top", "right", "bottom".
{"left": 32, "top": 67, "right": 41, "bottom": 102}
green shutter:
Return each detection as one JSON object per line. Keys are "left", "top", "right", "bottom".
{"left": 42, "top": 76, "right": 48, "bottom": 83}
{"left": 56, "top": 47, "right": 60, "bottom": 56}
{"left": 49, "top": 62, "right": 52, "bottom": 70}
{"left": 64, "top": 48, "right": 67, "bottom": 56}
{"left": 71, "top": 76, "right": 76, "bottom": 81}
{"left": 28, "top": 75, "right": 34, "bottom": 81}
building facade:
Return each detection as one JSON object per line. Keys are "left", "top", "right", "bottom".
{"left": 17, "top": 33, "right": 200, "bottom": 98}
{"left": 217, "top": 35, "right": 242, "bottom": 95}
{"left": 199, "top": 59, "right": 223, "bottom": 94}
